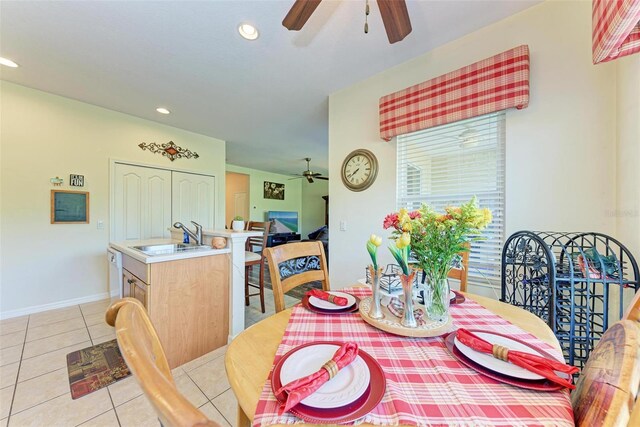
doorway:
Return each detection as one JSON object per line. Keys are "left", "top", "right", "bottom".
{"left": 225, "top": 172, "right": 250, "bottom": 227}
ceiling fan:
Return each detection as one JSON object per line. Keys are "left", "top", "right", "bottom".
{"left": 289, "top": 158, "right": 329, "bottom": 183}
{"left": 282, "top": 0, "right": 412, "bottom": 44}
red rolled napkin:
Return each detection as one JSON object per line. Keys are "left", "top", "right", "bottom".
{"left": 275, "top": 342, "right": 358, "bottom": 413}
{"left": 307, "top": 289, "right": 349, "bottom": 306}
{"left": 456, "top": 329, "right": 579, "bottom": 389}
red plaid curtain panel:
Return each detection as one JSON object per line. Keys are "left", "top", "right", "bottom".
{"left": 593, "top": 0, "right": 640, "bottom": 64}
{"left": 379, "top": 45, "right": 530, "bottom": 142}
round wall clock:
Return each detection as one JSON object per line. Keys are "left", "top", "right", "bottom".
{"left": 341, "top": 149, "right": 379, "bottom": 192}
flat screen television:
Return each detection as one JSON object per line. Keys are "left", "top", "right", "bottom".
{"left": 267, "top": 211, "right": 298, "bottom": 234}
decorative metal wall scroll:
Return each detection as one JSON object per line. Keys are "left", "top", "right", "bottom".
{"left": 138, "top": 141, "right": 199, "bottom": 161}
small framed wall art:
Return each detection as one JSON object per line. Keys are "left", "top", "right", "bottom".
{"left": 264, "top": 181, "right": 285, "bottom": 200}
{"left": 51, "top": 190, "right": 90, "bottom": 224}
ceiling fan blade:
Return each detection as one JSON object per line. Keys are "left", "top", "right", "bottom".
{"left": 316, "top": 176, "right": 329, "bottom": 181}
{"left": 376, "top": 0, "right": 412, "bottom": 44}
{"left": 283, "top": 0, "right": 323, "bottom": 31}
{"left": 288, "top": 176, "right": 304, "bottom": 180}
{"left": 306, "top": 176, "right": 314, "bottom": 183}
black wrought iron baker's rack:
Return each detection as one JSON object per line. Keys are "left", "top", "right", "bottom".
{"left": 501, "top": 231, "right": 639, "bottom": 369}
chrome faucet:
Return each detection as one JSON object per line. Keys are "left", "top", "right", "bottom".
{"left": 173, "top": 221, "right": 203, "bottom": 245}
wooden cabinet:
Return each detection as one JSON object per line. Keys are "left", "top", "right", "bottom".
{"left": 120, "top": 253, "right": 230, "bottom": 368}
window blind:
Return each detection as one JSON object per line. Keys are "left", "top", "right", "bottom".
{"left": 396, "top": 111, "right": 505, "bottom": 288}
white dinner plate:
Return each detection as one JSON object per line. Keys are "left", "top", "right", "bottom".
{"left": 308, "top": 291, "right": 356, "bottom": 311}
{"left": 449, "top": 290, "right": 456, "bottom": 300}
{"left": 454, "top": 332, "right": 563, "bottom": 380}
{"left": 279, "top": 344, "right": 370, "bottom": 409}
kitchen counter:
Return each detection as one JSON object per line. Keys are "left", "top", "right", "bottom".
{"left": 109, "top": 238, "right": 230, "bottom": 264}
{"left": 111, "top": 228, "right": 263, "bottom": 342}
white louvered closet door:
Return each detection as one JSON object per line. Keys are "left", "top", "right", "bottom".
{"left": 396, "top": 112, "right": 506, "bottom": 288}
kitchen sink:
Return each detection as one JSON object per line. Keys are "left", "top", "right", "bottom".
{"left": 132, "top": 243, "right": 211, "bottom": 256}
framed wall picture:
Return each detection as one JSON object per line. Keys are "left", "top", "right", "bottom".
{"left": 51, "top": 190, "right": 90, "bottom": 224}
{"left": 263, "top": 181, "right": 285, "bottom": 200}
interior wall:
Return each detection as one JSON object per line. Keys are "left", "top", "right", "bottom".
{"left": 225, "top": 164, "right": 302, "bottom": 229}
{"left": 328, "top": 0, "right": 618, "bottom": 296}
{"left": 225, "top": 172, "right": 250, "bottom": 226}
{"left": 0, "top": 82, "right": 226, "bottom": 316}
{"left": 301, "top": 180, "right": 328, "bottom": 238}
{"left": 616, "top": 54, "right": 640, "bottom": 260}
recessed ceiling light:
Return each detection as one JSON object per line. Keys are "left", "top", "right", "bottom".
{"left": 238, "top": 23, "right": 259, "bottom": 41}
{"left": 0, "top": 57, "right": 19, "bottom": 68}
{"left": 156, "top": 107, "right": 170, "bottom": 115}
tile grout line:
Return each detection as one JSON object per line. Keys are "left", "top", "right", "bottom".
{"left": 9, "top": 389, "right": 68, "bottom": 418}
{"left": 104, "top": 389, "right": 122, "bottom": 427}
{"left": 79, "top": 304, "right": 96, "bottom": 347}
{"left": 6, "top": 314, "right": 30, "bottom": 425}
{"left": 14, "top": 339, "right": 93, "bottom": 378}
{"left": 23, "top": 324, "right": 88, "bottom": 345}
{"left": 182, "top": 369, "right": 214, "bottom": 411}
{"left": 72, "top": 407, "right": 115, "bottom": 427}
{"left": 200, "top": 400, "right": 231, "bottom": 427}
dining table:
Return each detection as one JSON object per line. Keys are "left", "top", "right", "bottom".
{"left": 224, "top": 286, "right": 570, "bottom": 427}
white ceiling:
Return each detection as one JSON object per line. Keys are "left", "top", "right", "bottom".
{"left": 0, "top": 0, "right": 539, "bottom": 176}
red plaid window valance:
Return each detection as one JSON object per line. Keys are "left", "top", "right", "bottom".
{"left": 379, "top": 45, "right": 530, "bottom": 142}
{"left": 593, "top": 0, "right": 640, "bottom": 64}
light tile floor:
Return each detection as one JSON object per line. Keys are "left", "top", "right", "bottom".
{"left": 0, "top": 291, "right": 300, "bottom": 427}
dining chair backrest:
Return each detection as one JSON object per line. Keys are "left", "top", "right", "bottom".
{"left": 623, "top": 290, "right": 640, "bottom": 322}
{"left": 105, "top": 298, "right": 219, "bottom": 427}
{"left": 571, "top": 319, "right": 640, "bottom": 426}
{"left": 263, "top": 241, "right": 330, "bottom": 313}
{"left": 448, "top": 245, "right": 470, "bottom": 292}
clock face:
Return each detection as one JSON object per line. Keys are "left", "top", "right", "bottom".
{"left": 341, "top": 149, "right": 378, "bottom": 192}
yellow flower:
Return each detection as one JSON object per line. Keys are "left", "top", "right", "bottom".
{"left": 402, "top": 222, "right": 412, "bottom": 232}
{"left": 369, "top": 234, "right": 382, "bottom": 247}
{"left": 482, "top": 208, "right": 492, "bottom": 225}
{"left": 396, "top": 232, "right": 411, "bottom": 249}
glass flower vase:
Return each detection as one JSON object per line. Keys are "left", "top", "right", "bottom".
{"left": 425, "top": 276, "right": 450, "bottom": 322}
{"left": 399, "top": 270, "right": 418, "bottom": 328}
{"left": 367, "top": 265, "right": 384, "bottom": 319}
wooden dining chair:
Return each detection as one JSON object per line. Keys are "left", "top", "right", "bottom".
{"left": 245, "top": 221, "right": 271, "bottom": 313}
{"left": 264, "top": 241, "right": 330, "bottom": 313}
{"left": 105, "top": 298, "right": 219, "bottom": 427}
{"left": 571, "top": 319, "right": 640, "bottom": 426}
{"left": 623, "top": 290, "right": 640, "bottom": 322}
{"left": 448, "top": 245, "right": 470, "bottom": 292}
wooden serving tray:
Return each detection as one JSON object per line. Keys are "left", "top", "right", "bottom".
{"left": 359, "top": 297, "right": 453, "bottom": 338}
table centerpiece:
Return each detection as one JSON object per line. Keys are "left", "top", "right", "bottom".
{"left": 383, "top": 197, "right": 492, "bottom": 322}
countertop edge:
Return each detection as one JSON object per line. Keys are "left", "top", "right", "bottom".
{"left": 109, "top": 239, "right": 231, "bottom": 264}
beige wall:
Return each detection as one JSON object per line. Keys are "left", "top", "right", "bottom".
{"left": 616, "top": 54, "right": 640, "bottom": 259}
{"left": 328, "top": 0, "right": 619, "bottom": 295}
{"left": 1, "top": 82, "right": 226, "bottom": 316}
{"left": 225, "top": 164, "right": 302, "bottom": 229}
{"left": 301, "top": 180, "right": 328, "bottom": 238}
{"left": 225, "top": 172, "right": 250, "bottom": 226}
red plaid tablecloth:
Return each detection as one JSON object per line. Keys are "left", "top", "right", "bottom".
{"left": 253, "top": 288, "right": 574, "bottom": 427}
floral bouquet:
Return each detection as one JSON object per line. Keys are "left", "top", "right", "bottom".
{"left": 383, "top": 197, "right": 492, "bottom": 321}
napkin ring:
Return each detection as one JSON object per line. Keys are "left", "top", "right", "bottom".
{"left": 327, "top": 295, "right": 336, "bottom": 304}
{"left": 492, "top": 344, "right": 509, "bottom": 362}
{"left": 322, "top": 360, "right": 339, "bottom": 379}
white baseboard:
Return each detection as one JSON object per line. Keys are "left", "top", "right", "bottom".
{"left": 1, "top": 292, "right": 114, "bottom": 320}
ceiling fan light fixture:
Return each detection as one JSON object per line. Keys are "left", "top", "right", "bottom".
{"left": 238, "top": 23, "right": 259, "bottom": 40}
